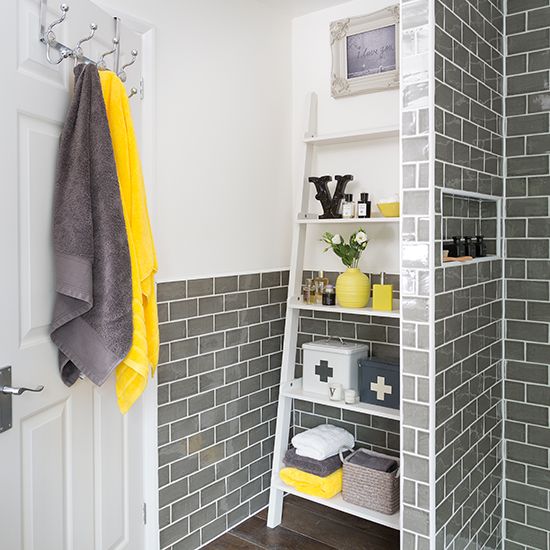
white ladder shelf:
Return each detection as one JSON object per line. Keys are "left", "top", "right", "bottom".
{"left": 266, "top": 92, "right": 400, "bottom": 530}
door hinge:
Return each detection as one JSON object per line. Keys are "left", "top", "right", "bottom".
{"left": 143, "top": 502, "right": 147, "bottom": 525}
{"left": 140, "top": 77, "right": 144, "bottom": 100}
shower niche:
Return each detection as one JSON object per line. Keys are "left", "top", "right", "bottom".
{"left": 440, "top": 189, "right": 502, "bottom": 265}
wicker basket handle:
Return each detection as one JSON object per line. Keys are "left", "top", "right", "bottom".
{"left": 338, "top": 447, "right": 353, "bottom": 464}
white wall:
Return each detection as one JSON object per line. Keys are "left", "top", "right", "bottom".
{"left": 100, "top": 0, "right": 293, "bottom": 282}
{"left": 292, "top": 0, "right": 400, "bottom": 275}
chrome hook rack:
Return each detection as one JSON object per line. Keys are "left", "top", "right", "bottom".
{"left": 97, "top": 37, "right": 119, "bottom": 70}
{"left": 40, "top": 2, "right": 97, "bottom": 65}
{"left": 73, "top": 22, "right": 98, "bottom": 63}
{"left": 118, "top": 49, "right": 138, "bottom": 82}
{"left": 43, "top": 3, "right": 72, "bottom": 64}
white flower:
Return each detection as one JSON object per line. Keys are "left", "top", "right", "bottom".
{"left": 331, "top": 234, "right": 342, "bottom": 245}
{"left": 355, "top": 231, "right": 368, "bottom": 245}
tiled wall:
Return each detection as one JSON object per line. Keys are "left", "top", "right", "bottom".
{"left": 400, "top": 0, "right": 435, "bottom": 548}
{"left": 156, "top": 271, "right": 288, "bottom": 549}
{"left": 504, "top": 2, "right": 550, "bottom": 548}
{"left": 434, "top": 0, "right": 505, "bottom": 548}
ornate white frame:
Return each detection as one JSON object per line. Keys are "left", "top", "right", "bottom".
{"left": 331, "top": 5, "right": 400, "bottom": 98}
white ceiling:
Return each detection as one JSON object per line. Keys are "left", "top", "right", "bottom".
{"left": 257, "top": 0, "right": 351, "bottom": 17}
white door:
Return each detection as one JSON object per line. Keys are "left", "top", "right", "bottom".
{"left": 0, "top": 1, "right": 147, "bottom": 549}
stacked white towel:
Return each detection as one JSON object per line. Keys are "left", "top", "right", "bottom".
{"left": 292, "top": 424, "right": 355, "bottom": 461}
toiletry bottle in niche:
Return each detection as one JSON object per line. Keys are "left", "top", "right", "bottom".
{"left": 464, "top": 236, "right": 476, "bottom": 258}
{"left": 314, "top": 270, "right": 329, "bottom": 304}
{"left": 451, "top": 236, "right": 465, "bottom": 257}
{"left": 475, "top": 235, "right": 487, "bottom": 257}
{"left": 357, "top": 192, "right": 372, "bottom": 218}
{"left": 342, "top": 194, "right": 355, "bottom": 219}
{"left": 322, "top": 284, "right": 336, "bottom": 306}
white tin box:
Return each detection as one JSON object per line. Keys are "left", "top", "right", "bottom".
{"left": 302, "top": 339, "right": 370, "bottom": 395}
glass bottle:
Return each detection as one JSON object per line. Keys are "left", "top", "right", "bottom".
{"left": 342, "top": 194, "right": 355, "bottom": 218}
{"left": 302, "top": 278, "right": 312, "bottom": 303}
{"left": 308, "top": 278, "right": 316, "bottom": 304}
{"left": 314, "top": 270, "right": 329, "bottom": 304}
{"left": 322, "top": 285, "right": 336, "bottom": 306}
{"left": 357, "top": 192, "right": 372, "bottom": 218}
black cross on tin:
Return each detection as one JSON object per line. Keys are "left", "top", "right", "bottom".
{"left": 315, "top": 360, "right": 333, "bottom": 383}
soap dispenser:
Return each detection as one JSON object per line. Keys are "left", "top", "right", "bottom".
{"left": 372, "top": 273, "right": 394, "bottom": 312}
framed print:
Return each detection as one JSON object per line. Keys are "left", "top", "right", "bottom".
{"left": 331, "top": 6, "right": 400, "bottom": 98}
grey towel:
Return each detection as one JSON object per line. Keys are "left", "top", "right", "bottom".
{"left": 50, "top": 64, "right": 133, "bottom": 387}
{"left": 349, "top": 452, "right": 398, "bottom": 472}
{"left": 283, "top": 448, "right": 349, "bottom": 477}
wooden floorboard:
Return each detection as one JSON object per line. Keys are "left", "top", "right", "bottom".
{"left": 205, "top": 495, "right": 400, "bottom": 550}
{"left": 232, "top": 515, "right": 335, "bottom": 549}
{"left": 203, "top": 532, "right": 262, "bottom": 549}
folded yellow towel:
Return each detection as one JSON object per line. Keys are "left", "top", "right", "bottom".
{"left": 279, "top": 467, "right": 342, "bottom": 499}
{"left": 99, "top": 70, "right": 159, "bottom": 414}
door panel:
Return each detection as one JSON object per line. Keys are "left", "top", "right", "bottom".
{"left": 1, "top": 1, "right": 146, "bottom": 549}
{"left": 18, "top": 112, "right": 61, "bottom": 346}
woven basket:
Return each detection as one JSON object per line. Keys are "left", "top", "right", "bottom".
{"left": 341, "top": 448, "right": 400, "bottom": 515}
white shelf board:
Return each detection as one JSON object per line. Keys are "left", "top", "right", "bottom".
{"left": 274, "top": 479, "right": 400, "bottom": 530}
{"left": 297, "top": 216, "right": 399, "bottom": 224}
{"left": 288, "top": 297, "right": 400, "bottom": 319}
{"left": 304, "top": 126, "right": 399, "bottom": 146}
{"left": 281, "top": 379, "right": 400, "bottom": 421}
{"left": 442, "top": 254, "right": 500, "bottom": 268}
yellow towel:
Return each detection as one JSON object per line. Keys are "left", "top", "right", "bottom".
{"left": 279, "top": 467, "right": 342, "bottom": 499}
{"left": 99, "top": 70, "right": 159, "bottom": 414}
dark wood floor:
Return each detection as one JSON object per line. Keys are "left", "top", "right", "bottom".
{"left": 204, "top": 495, "right": 400, "bottom": 550}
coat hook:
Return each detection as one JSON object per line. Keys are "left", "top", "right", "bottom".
{"left": 97, "top": 37, "right": 119, "bottom": 70}
{"left": 45, "top": 4, "right": 72, "bottom": 64}
{"left": 128, "top": 87, "right": 138, "bottom": 99}
{"left": 118, "top": 49, "right": 138, "bottom": 82}
{"left": 73, "top": 23, "right": 98, "bottom": 63}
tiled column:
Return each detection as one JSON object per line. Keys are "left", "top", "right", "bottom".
{"left": 400, "top": 1, "right": 435, "bottom": 548}
{"left": 505, "top": 1, "right": 550, "bottom": 548}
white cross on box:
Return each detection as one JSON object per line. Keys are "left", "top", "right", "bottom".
{"left": 370, "top": 376, "right": 392, "bottom": 401}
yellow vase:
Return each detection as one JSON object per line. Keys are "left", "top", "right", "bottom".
{"left": 336, "top": 268, "right": 371, "bottom": 308}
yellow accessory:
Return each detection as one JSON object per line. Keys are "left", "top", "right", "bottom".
{"left": 373, "top": 283, "right": 394, "bottom": 312}
{"left": 279, "top": 467, "right": 343, "bottom": 499}
{"left": 377, "top": 201, "right": 400, "bottom": 217}
{"left": 99, "top": 70, "right": 159, "bottom": 414}
{"left": 335, "top": 268, "right": 371, "bottom": 308}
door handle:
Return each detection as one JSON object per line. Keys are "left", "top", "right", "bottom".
{"left": 0, "top": 384, "right": 44, "bottom": 396}
{"left": 1, "top": 366, "right": 45, "bottom": 433}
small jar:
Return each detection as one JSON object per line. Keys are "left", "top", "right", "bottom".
{"left": 322, "top": 284, "right": 336, "bottom": 306}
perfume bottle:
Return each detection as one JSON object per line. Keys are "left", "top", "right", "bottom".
{"left": 342, "top": 194, "right": 355, "bottom": 218}
{"left": 314, "top": 270, "right": 329, "bottom": 304}
{"left": 357, "top": 193, "right": 372, "bottom": 218}
{"left": 308, "top": 278, "right": 316, "bottom": 304}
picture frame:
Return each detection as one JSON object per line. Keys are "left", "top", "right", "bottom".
{"left": 330, "top": 6, "right": 400, "bottom": 98}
